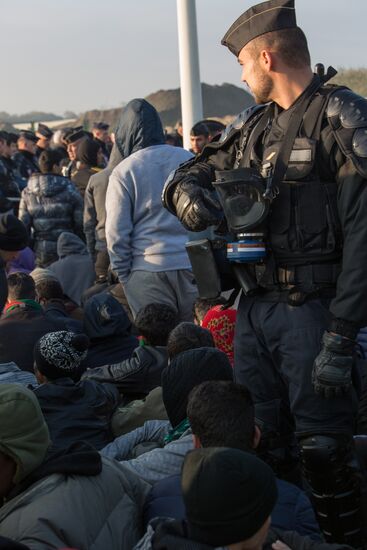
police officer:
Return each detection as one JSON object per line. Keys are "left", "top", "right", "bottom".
{"left": 12, "top": 130, "right": 39, "bottom": 184}
{"left": 163, "top": 0, "right": 367, "bottom": 546}
{"left": 35, "top": 123, "right": 54, "bottom": 158}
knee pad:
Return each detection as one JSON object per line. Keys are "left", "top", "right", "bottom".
{"left": 299, "top": 434, "right": 363, "bottom": 547}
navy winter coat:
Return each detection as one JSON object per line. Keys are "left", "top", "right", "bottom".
{"left": 143, "top": 474, "right": 321, "bottom": 541}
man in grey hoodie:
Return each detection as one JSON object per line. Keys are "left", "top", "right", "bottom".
{"left": 105, "top": 99, "right": 197, "bottom": 322}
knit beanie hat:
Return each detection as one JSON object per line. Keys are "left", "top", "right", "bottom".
{"left": 0, "top": 384, "right": 50, "bottom": 484}
{"left": 0, "top": 214, "right": 28, "bottom": 251}
{"left": 34, "top": 331, "right": 89, "bottom": 380}
{"left": 161, "top": 347, "right": 233, "bottom": 429}
{"left": 202, "top": 306, "right": 237, "bottom": 367}
{"left": 182, "top": 447, "right": 278, "bottom": 547}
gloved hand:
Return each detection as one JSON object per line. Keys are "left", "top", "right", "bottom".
{"left": 173, "top": 179, "right": 223, "bottom": 232}
{"left": 312, "top": 331, "right": 356, "bottom": 398}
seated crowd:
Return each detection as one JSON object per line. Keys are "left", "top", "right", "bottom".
{"left": 0, "top": 110, "right": 364, "bottom": 550}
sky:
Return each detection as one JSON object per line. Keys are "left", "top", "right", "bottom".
{"left": 0, "top": 0, "right": 366, "bottom": 115}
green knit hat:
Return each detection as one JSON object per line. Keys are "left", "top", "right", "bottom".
{"left": 0, "top": 384, "right": 50, "bottom": 484}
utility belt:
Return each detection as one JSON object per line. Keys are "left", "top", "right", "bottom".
{"left": 253, "top": 262, "right": 339, "bottom": 305}
{"left": 186, "top": 237, "right": 340, "bottom": 306}
{"left": 258, "top": 262, "right": 341, "bottom": 287}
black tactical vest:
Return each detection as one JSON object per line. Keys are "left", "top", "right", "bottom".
{"left": 240, "top": 86, "right": 343, "bottom": 286}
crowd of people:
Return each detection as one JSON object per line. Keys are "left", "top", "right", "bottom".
{"left": 1, "top": 0, "right": 367, "bottom": 548}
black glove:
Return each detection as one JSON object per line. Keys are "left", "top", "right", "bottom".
{"left": 173, "top": 179, "right": 222, "bottom": 232}
{"left": 312, "top": 331, "right": 356, "bottom": 398}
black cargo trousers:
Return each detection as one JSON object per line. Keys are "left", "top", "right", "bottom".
{"left": 234, "top": 295, "right": 359, "bottom": 442}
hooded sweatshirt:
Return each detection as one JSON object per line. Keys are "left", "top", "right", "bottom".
{"left": 49, "top": 232, "right": 95, "bottom": 305}
{"left": 72, "top": 138, "right": 102, "bottom": 198}
{"left": 0, "top": 384, "right": 50, "bottom": 484}
{"left": 105, "top": 98, "right": 193, "bottom": 284}
{"left": 84, "top": 142, "right": 123, "bottom": 255}
{"left": 81, "top": 292, "right": 138, "bottom": 368}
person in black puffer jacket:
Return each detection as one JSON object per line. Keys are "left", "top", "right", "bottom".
{"left": 19, "top": 149, "right": 83, "bottom": 267}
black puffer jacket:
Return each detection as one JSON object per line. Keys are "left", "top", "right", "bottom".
{"left": 34, "top": 377, "right": 120, "bottom": 450}
{"left": 19, "top": 173, "right": 83, "bottom": 267}
{"left": 82, "top": 345, "right": 168, "bottom": 400}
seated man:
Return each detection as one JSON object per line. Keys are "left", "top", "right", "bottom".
{"left": 0, "top": 214, "right": 29, "bottom": 311}
{"left": 110, "top": 322, "right": 214, "bottom": 437}
{"left": 0, "top": 272, "right": 65, "bottom": 372}
{"left": 0, "top": 384, "right": 149, "bottom": 549}
{"left": 135, "top": 447, "right": 277, "bottom": 549}
{"left": 82, "top": 303, "right": 177, "bottom": 399}
{"left": 100, "top": 347, "right": 233, "bottom": 484}
{"left": 81, "top": 292, "right": 138, "bottom": 369}
{"left": 35, "top": 274, "right": 82, "bottom": 332}
{"left": 33, "top": 331, "right": 119, "bottom": 450}
{"left": 49, "top": 231, "right": 95, "bottom": 306}
{"left": 144, "top": 381, "right": 321, "bottom": 540}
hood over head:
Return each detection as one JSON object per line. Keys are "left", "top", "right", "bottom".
{"left": 114, "top": 98, "right": 165, "bottom": 159}
{"left": 0, "top": 384, "right": 50, "bottom": 484}
{"left": 56, "top": 231, "right": 88, "bottom": 258}
{"left": 76, "top": 137, "right": 100, "bottom": 166}
{"left": 83, "top": 292, "right": 132, "bottom": 340}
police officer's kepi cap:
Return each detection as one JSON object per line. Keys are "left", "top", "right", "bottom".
{"left": 65, "top": 127, "right": 86, "bottom": 144}
{"left": 221, "top": 0, "right": 297, "bottom": 57}
{"left": 36, "top": 123, "right": 53, "bottom": 139}
{"left": 93, "top": 121, "right": 109, "bottom": 131}
{"left": 18, "top": 130, "right": 37, "bottom": 143}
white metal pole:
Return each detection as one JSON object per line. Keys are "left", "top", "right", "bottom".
{"left": 176, "top": 0, "right": 203, "bottom": 150}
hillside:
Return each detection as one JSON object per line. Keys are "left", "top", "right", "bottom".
{"left": 330, "top": 68, "right": 367, "bottom": 97}
{"left": 0, "top": 111, "right": 63, "bottom": 124}
{"left": 76, "top": 82, "right": 255, "bottom": 130}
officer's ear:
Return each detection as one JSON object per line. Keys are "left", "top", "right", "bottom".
{"left": 259, "top": 49, "right": 274, "bottom": 72}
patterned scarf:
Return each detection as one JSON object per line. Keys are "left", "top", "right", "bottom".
{"left": 4, "top": 299, "right": 43, "bottom": 316}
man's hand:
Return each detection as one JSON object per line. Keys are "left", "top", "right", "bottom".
{"left": 173, "top": 179, "right": 222, "bottom": 232}
{"left": 312, "top": 331, "right": 355, "bottom": 398}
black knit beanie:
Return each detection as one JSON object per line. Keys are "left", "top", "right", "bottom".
{"left": 0, "top": 214, "right": 28, "bottom": 251}
{"left": 182, "top": 447, "right": 278, "bottom": 547}
{"left": 161, "top": 347, "right": 233, "bottom": 429}
{"left": 34, "top": 331, "right": 89, "bottom": 380}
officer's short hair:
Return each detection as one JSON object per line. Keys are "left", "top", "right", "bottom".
{"left": 187, "top": 381, "right": 255, "bottom": 451}
{"left": 249, "top": 27, "right": 311, "bottom": 69}
{"left": 190, "top": 122, "right": 210, "bottom": 138}
{"left": 39, "top": 149, "right": 63, "bottom": 174}
{"left": 0, "top": 131, "right": 9, "bottom": 143}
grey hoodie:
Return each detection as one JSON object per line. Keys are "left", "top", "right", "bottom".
{"left": 105, "top": 99, "right": 193, "bottom": 283}
{"left": 49, "top": 232, "right": 95, "bottom": 305}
